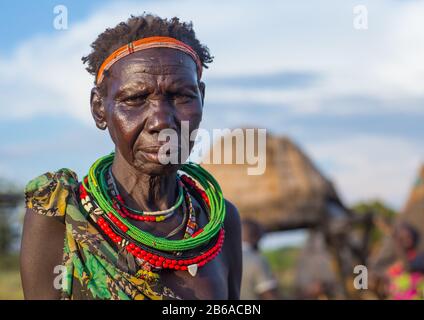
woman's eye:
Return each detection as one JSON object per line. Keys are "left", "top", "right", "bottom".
{"left": 124, "top": 94, "right": 147, "bottom": 105}
{"left": 174, "top": 94, "right": 194, "bottom": 102}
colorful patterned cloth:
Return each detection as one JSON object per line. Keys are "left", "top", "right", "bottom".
{"left": 387, "top": 259, "right": 424, "bottom": 300}
{"left": 25, "top": 168, "right": 179, "bottom": 300}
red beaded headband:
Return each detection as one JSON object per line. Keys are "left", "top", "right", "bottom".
{"left": 96, "top": 36, "right": 203, "bottom": 85}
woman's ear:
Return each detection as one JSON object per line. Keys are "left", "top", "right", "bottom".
{"left": 199, "top": 81, "right": 206, "bottom": 106}
{"left": 90, "top": 87, "right": 107, "bottom": 130}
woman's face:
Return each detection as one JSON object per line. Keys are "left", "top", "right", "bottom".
{"left": 394, "top": 226, "right": 415, "bottom": 251}
{"left": 92, "top": 48, "right": 205, "bottom": 175}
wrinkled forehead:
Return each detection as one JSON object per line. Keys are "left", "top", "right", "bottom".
{"left": 107, "top": 47, "right": 198, "bottom": 86}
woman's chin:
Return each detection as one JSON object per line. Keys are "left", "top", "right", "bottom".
{"left": 133, "top": 152, "right": 180, "bottom": 176}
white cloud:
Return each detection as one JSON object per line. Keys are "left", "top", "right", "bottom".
{"left": 205, "top": 0, "right": 424, "bottom": 115}
{"left": 1, "top": 0, "right": 423, "bottom": 209}
{"left": 1, "top": 0, "right": 424, "bottom": 121}
{"left": 305, "top": 135, "right": 424, "bottom": 209}
{"left": 206, "top": 86, "right": 424, "bottom": 116}
{"left": 375, "top": 1, "right": 424, "bottom": 97}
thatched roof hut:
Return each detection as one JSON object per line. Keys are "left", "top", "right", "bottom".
{"left": 400, "top": 164, "right": 424, "bottom": 248}
{"left": 402, "top": 165, "right": 424, "bottom": 221}
{"left": 202, "top": 129, "right": 346, "bottom": 231}
{"left": 371, "top": 165, "right": 424, "bottom": 269}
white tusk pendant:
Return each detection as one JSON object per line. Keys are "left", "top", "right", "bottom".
{"left": 187, "top": 264, "right": 198, "bottom": 277}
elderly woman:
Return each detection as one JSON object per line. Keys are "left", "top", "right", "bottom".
{"left": 20, "top": 14, "right": 242, "bottom": 300}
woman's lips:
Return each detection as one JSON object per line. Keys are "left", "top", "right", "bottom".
{"left": 137, "top": 144, "right": 180, "bottom": 164}
{"left": 142, "top": 146, "right": 162, "bottom": 153}
{"left": 141, "top": 150, "right": 161, "bottom": 163}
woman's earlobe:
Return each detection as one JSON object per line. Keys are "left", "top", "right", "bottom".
{"left": 98, "top": 122, "right": 107, "bottom": 130}
{"left": 90, "top": 87, "right": 107, "bottom": 130}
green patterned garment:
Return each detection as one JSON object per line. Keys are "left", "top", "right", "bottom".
{"left": 25, "top": 169, "right": 179, "bottom": 300}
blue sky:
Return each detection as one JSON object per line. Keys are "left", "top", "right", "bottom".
{"left": 0, "top": 1, "right": 104, "bottom": 52}
{"left": 1, "top": 0, "right": 424, "bottom": 209}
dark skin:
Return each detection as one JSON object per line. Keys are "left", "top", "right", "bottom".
{"left": 20, "top": 48, "right": 242, "bottom": 300}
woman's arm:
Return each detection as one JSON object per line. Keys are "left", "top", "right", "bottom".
{"left": 223, "top": 200, "right": 242, "bottom": 300}
{"left": 20, "top": 208, "right": 65, "bottom": 299}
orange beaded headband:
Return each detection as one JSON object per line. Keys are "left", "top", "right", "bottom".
{"left": 96, "top": 36, "right": 203, "bottom": 85}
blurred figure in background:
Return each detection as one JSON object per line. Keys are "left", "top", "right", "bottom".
{"left": 386, "top": 222, "right": 424, "bottom": 299}
{"left": 301, "top": 280, "right": 332, "bottom": 300}
{"left": 240, "top": 219, "right": 279, "bottom": 300}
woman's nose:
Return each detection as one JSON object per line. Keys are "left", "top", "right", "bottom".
{"left": 145, "top": 100, "right": 177, "bottom": 134}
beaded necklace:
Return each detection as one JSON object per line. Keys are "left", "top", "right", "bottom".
{"left": 82, "top": 153, "right": 225, "bottom": 252}
{"left": 79, "top": 176, "right": 224, "bottom": 277}
{"left": 107, "top": 167, "right": 185, "bottom": 218}
{"left": 107, "top": 174, "right": 197, "bottom": 239}
{"left": 80, "top": 152, "right": 226, "bottom": 277}
{"left": 107, "top": 168, "right": 181, "bottom": 222}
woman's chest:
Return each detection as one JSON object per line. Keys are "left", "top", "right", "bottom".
{"left": 159, "top": 255, "right": 229, "bottom": 299}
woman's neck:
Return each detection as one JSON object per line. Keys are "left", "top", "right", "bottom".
{"left": 110, "top": 150, "right": 178, "bottom": 212}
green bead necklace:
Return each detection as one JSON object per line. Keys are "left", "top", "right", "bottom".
{"left": 83, "top": 153, "right": 226, "bottom": 252}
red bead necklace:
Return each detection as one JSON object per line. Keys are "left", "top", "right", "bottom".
{"left": 78, "top": 175, "right": 224, "bottom": 276}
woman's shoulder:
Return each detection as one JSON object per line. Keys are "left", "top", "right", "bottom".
{"left": 224, "top": 199, "right": 241, "bottom": 229}
{"left": 24, "top": 168, "right": 80, "bottom": 222}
